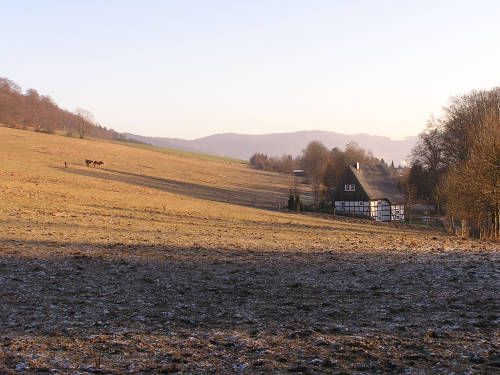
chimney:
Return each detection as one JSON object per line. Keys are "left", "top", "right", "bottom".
{"left": 355, "top": 162, "right": 360, "bottom": 170}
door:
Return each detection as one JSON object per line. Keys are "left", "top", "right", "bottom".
{"left": 377, "top": 200, "right": 389, "bottom": 221}
{"left": 377, "top": 201, "right": 383, "bottom": 221}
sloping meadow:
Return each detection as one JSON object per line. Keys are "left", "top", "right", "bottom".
{"left": 0, "top": 127, "right": 498, "bottom": 374}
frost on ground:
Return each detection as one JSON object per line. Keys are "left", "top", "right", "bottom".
{"left": 0, "top": 238, "right": 498, "bottom": 374}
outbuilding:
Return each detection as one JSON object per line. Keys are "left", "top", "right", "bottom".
{"left": 291, "top": 169, "right": 305, "bottom": 177}
{"left": 333, "top": 163, "right": 406, "bottom": 221}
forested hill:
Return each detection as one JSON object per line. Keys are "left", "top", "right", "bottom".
{"left": 0, "top": 77, "right": 127, "bottom": 140}
{"left": 126, "top": 131, "right": 418, "bottom": 166}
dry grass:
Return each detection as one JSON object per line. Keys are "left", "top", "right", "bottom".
{"left": 0, "top": 126, "right": 498, "bottom": 374}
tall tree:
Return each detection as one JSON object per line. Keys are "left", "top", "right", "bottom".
{"left": 302, "top": 141, "right": 329, "bottom": 205}
{"left": 322, "top": 147, "right": 346, "bottom": 189}
{"left": 412, "top": 86, "right": 500, "bottom": 238}
{"left": 75, "top": 108, "right": 94, "bottom": 139}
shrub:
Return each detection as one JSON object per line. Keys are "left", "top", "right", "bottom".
{"left": 295, "top": 194, "right": 301, "bottom": 213}
{"left": 34, "top": 128, "right": 54, "bottom": 134}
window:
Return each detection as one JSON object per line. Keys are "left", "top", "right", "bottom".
{"left": 344, "top": 184, "right": 355, "bottom": 191}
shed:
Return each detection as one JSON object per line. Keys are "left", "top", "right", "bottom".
{"left": 291, "top": 169, "right": 305, "bottom": 177}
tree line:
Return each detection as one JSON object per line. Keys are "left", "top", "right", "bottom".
{"left": 410, "top": 86, "right": 499, "bottom": 239}
{"left": 250, "top": 141, "right": 397, "bottom": 205}
{"left": 0, "top": 77, "right": 128, "bottom": 141}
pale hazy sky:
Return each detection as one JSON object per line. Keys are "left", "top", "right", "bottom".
{"left": 3, "top": 1, "right": 499, "bottom": 139}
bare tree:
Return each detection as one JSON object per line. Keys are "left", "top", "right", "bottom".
{"left": 412, "top": 86, "right": 500, "bottom": 238}
{"left": 75, "top": 108, "right": 94, "bottom": 139}
{"left": 405, "top": 182, "right": 417, "bottom": 224}
{"left": 322, "top": 147, "right": 345, "bottom": 189}
{"left": 279, "top": 154, "right": 295, "bottom": 174}
{"left": 447, "top": 110, "right": 500, "bottom": 238}
{"left": 412, "top": 120, "right": 444, "bottom": 172}
{"left": 302, "top": 141, "right": 329, "bottom": 206}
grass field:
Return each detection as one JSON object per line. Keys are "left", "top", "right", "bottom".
{"left": 56, "top": 128, "right": 246, "bottom": 164}
{"left": 0, "top": 126, "right": 498, "bottom": 374}
{"left": 85, "top": 137, "right": 247, "bottom": 165}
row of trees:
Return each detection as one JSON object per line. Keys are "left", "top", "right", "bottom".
{"left": 302, "top": 141, "right": 394, "bottom": 204}
{"left": 411, "top": 87, "right": 499, "bottom": 239}
{"left": 249, "top": 153, "right": 300, "bottom": 173}
{"left": 251, "top": 141, "right": 394, "bottom": 205}
{"left": 0, "top": 77, "right": 127, "bottom": 140}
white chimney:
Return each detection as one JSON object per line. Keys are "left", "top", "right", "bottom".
{"left": 356, "top": 162, "right": 360, "bottom": 170}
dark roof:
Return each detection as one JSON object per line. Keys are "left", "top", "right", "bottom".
{"left": 349, "top": 165, "right": 406, "bottom": 204}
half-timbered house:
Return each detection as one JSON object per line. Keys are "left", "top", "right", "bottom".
{"left": 333, "top": 163, "right": 406, "bottom": 222}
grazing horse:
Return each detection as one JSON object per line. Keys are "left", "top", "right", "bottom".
{"left": 93, "top": 160, "right": 104, "bottom": 167}
{"left": 85, "top": 159, "right": 92, "bottom": 167}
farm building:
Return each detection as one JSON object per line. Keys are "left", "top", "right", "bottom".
{"left": 291, "top": 169, "right": 305, "bottom": 177}
{"left": 334, "top": 163, "right": 406, "bottom": 222}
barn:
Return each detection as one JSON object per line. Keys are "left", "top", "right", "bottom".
{"left": 333, "top": 163, "right": 406, "bottom": 222}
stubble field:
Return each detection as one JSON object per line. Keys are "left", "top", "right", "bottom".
{"left": 0, "top": 127, "right": 498, "bottom": 374}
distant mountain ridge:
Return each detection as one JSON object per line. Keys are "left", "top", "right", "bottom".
{"left": 124, "top": 130, "right": 417, "bottom": 165}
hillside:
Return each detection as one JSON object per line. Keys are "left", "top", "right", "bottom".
{"left": 126, "top": 130, "right": 418, "bottom": 165}
{"left": 0, "top": 77, "right": 128, "bottom": 141}
{"left": 0, "top": 126, "right": 307, "bottom": 211}
{"left": 0, "top": 127, "right": 498, "bottom": 374}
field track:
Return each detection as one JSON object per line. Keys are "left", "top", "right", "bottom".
{"left": 0, "top": 127, "right": 498, "bottom": 374}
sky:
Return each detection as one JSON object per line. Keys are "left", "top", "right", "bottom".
{"left": 2, "top": 1, "right": 499, "bottom": 140}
